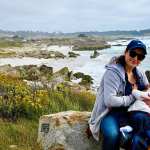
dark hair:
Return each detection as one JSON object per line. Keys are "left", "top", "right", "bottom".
{"left": 116, "top": 53, "right": 141, "bottom": 85}
{"left": 116, "top": 55, "right": 126, "bottom": 67}
{"left": 116, "top": 48, "right": 129, "bottom": 67}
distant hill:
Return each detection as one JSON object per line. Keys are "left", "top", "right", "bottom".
{"left": 0, "top": 30, "right": 52, "bottom": 39}
{"left": 0, "top": 29, "right": 150, "bottom": 39}
{"left": 70, "top": 29, "right": 150, "bottom": 36}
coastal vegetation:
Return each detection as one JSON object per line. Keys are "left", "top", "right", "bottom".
{"left": 73, "top": 72, "right": 93, "bottom": 88}
{"left": 0, "top": 38, "right": 23, "bottom": 48}
{"left": 0, "top": 50, "right": 16, "bottom": 57}
{"left": 0, "top": 65, "right": 95, "bottom": 149}
{"left": 0, "top": 37, "right": 111, "bottom": 58}
{"left": 0, "top": 72, "right": 95, "bottom": 120}
{"left": 73, "top": 44, "right": 110, "bottom": 51}
{"left": 0, "top": 118, "right": 43, "bottom": 150}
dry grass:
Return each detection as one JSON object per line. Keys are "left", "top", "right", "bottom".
{"left": 0, "top": 118, "right": 42, "bottom": 150}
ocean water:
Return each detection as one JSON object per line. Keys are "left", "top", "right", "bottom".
{"left": 0, "top": 37, "right": 150, "bottom": 90}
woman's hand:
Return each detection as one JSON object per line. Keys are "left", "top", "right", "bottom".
{"left": 141, "top": 93, "right": 150, "bottom": 106}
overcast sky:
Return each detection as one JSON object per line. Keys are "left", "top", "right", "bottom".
{"left": 0, "top": 0, "right": 149, "bottom": 33}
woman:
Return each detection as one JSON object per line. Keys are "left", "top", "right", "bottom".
{"left": 88, "top": 39, "right": 149, "bottom": 150}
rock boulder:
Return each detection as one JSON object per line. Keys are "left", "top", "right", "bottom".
{"left": 38, "top": 111, "right": 101, "bottom": 150}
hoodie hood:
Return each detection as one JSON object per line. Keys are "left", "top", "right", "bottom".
{"left": 105, "top": 56, "right": 126, "bottom": 82}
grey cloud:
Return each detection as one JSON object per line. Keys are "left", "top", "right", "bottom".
{"left": 0, "top": 0, "right": 149, "bottom": 32}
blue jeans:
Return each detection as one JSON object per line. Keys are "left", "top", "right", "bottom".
{"left": 131, "top": 133, "right": 148, "bottom": 150}
{"left": 129, "top": 111, "right": 150, "bottom": 150}
{"left": 100, "top": 108, "right": 129, "bottom": 150}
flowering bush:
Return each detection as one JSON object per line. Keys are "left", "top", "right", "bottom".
{"left": 0, "top": 73, "right": 95, "bottom": 121}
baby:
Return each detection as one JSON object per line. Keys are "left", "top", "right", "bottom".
{"left": 119, "top": 88, "right": 150, "bottom": 147}
{"left": 128, "top": 89, "right": 150, "bottom": 113}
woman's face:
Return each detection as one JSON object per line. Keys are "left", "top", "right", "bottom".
{"left": 125, "top": 48, "right": 145, "bottom": 68}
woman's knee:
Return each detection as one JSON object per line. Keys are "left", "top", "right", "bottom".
{"left": 106, "top": 128, "right": 119, "bottom": 141}
{"left": 101, "top": 115, "right": 119, "bottom": 141}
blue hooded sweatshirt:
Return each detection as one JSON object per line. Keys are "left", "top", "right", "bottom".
{"left": 88, "top": 57, "right": 149, "bottom": 141}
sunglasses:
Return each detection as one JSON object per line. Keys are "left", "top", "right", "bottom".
{"left": 129, "top": 50, "right": 145, "bottom": 61}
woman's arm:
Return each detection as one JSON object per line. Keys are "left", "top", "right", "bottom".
{"left": 103, "top": 69, "right": 135, "bottom": 107}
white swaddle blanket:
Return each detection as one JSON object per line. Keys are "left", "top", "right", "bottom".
{"left": 128, "top": 89, "right": 150, "bottom": 114}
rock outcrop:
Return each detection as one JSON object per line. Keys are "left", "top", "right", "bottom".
{"left": 90, "top": 50, "right": 100, "bottom": 58}
{"left": 20, "top": 50, "right": 66, "bottom": 59}
{"left": 38, "top": 111, "right": 101, "bottom": 150}
{"left": 68, "top": 51, "right": 80, "bottom": 58}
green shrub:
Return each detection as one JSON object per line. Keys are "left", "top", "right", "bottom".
{"left": 0, "top": 73, "right": 95, "bottom": 121}
{"left": 0, "top": 39, "right": 23, "bottom": 48}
